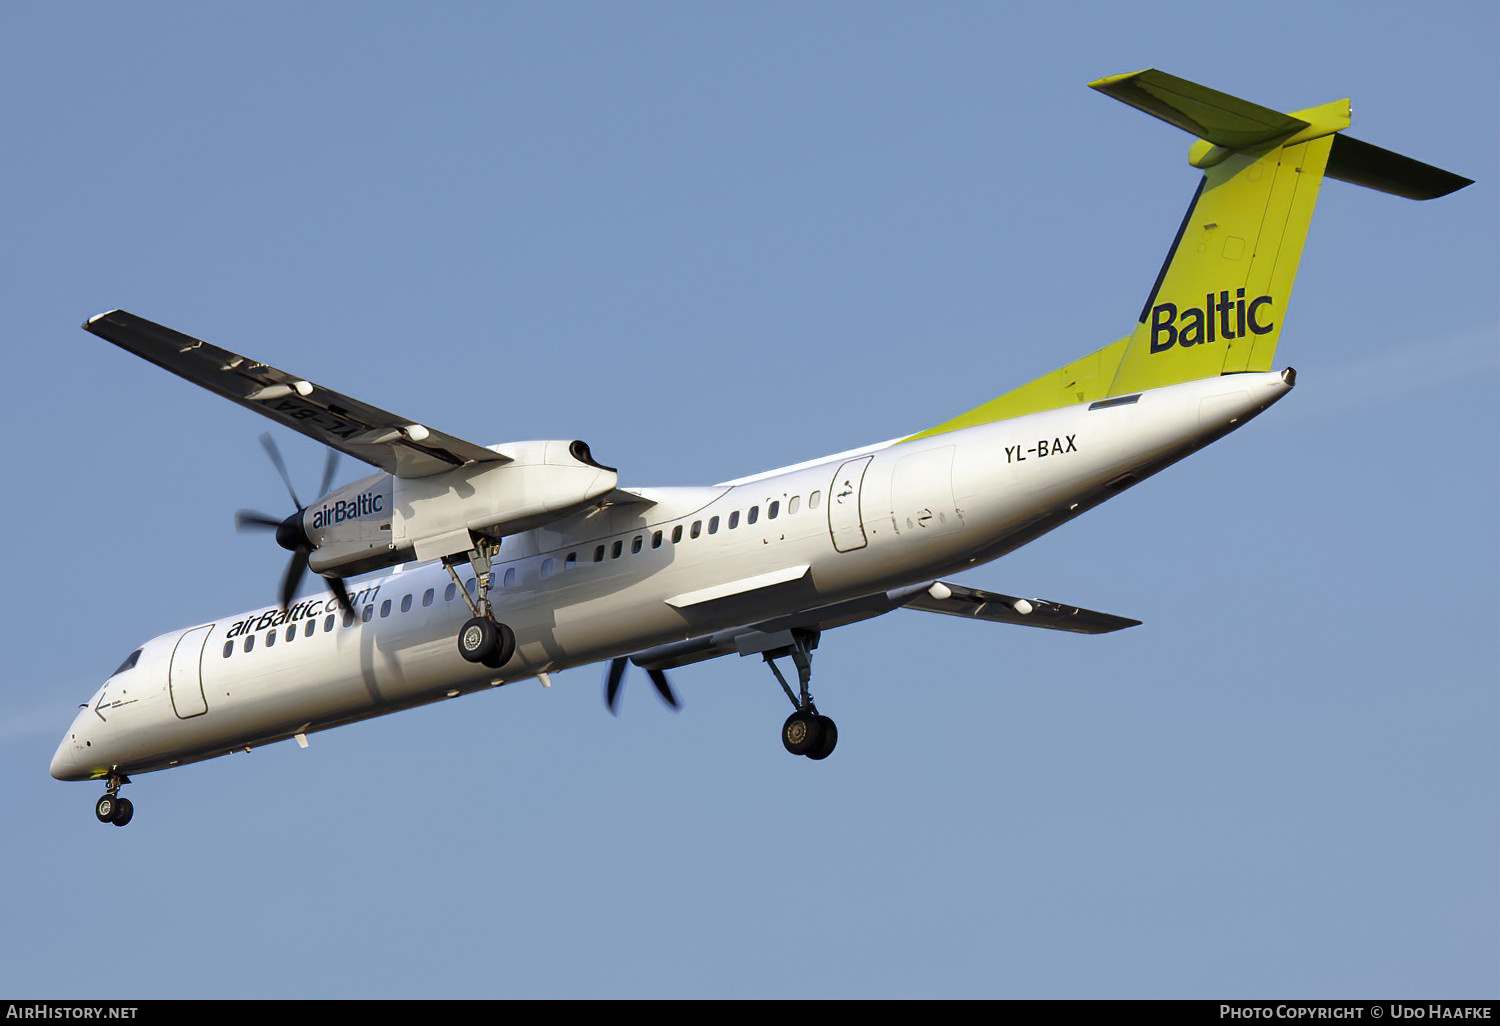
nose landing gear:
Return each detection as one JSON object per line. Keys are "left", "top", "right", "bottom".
{"left": 93, "top": 774, "right": 133, "bottom": 827}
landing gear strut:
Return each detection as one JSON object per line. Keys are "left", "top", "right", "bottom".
{"left": 764, "top": 629, "right": 837, "bottom": 761}
{"left": 448, "top": 541, "right": 515, "bottom": 670}
{"left": 94, "top": 773, "right": 133, "bottom": 827}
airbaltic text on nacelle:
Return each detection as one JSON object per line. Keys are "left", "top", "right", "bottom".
{"left": 311, "top": 491, "right": 384, "bottom": 529}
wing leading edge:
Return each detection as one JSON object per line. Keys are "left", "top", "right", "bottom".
{"left": 906, "top": 582, "right": 1140, "bottom": 634}
{"left": 83, "top": 310, "right": 508, "bottom": 479}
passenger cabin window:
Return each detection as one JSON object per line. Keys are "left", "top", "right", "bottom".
{"left": 401, "top": 594, "right": 413, "bottom": 613}
{"left": 789, "top": 496, "right": 800, "bottom": 515}
{"left": 265, "top": 629, "right": 276, "bottom": 648}
{"left": 809, "top": 490, "right": 822, "bottom": 510}
{"left": 594, "top": 545, "right": 606, "bottom": 562}
{"left": 632, "top": 536, "right": 643, "bottom": 554}
{"left": 541, "top": 558, "right": 554, "bottom": 578}
{"left": 708, "top": 516, "right": 719, "bottom": 534}
{"left": 748, "top": 506, "right": 759, "bottom": 525}
{"left": 690, "top": 520, "right": 702, "bottom": 539}
{"left": 652, "top": 531, "right": 663, "bottom": 549}
{"left": 564, "top": 553, "right": 577, "bottom": 571}
{"left": 244, "top": 635, "right": 255, "bottom": 653}
{"left": 729, "top": 511, "right": 740, "bottom": 529}
{"left": 672, "top": 525, "right": 683, "bottom": 543}
{"left": 304, "top": 619, "right": 316, "bottom": 638}
{"left": 362, "top": 606, "right": 374, "bottom": 623}
{"left": 768, "top": 501, "right": 779, "bottom": 519}
{"left": 611, "top": 540, "right": 623, "bottom": 559}
{"left": 325, "top": 614, "right": 336, "bottom": 632}
{"left": 445, "top": 583, "right": 457, "bottom": 602}
{"left": 223, "top": 641, "right": 234, "bottom": 659}
{"left": 505, "top": 567, "right": 517, "bottom": 586}
{"left": 422, "top": 589, "right": 434, "bottom": 607}
{"left": 285, "top": 624, "right": 296, "bottom": 642}
{"left": 380, "top": 600, "right": 392, "bottom": 618}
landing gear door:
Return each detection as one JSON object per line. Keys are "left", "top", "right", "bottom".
{"left": 168, "top": 625, "right": 213, "bottom": 719}
{"left": 828, "top": 456, "right": 873, "bottom": 553}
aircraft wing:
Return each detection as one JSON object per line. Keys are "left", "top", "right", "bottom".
{"left": 625, "top": 580, "right": 1138, "bottom": 674}
{"left": 83, "top": 310, "right": 510, "bottom": 479}
{"left": 904, "top": 581, "right": 1140, "bottom": 634}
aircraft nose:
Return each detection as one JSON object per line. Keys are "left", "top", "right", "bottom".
{"left": 50, "top": 728, "right": 85, "bottom": 782}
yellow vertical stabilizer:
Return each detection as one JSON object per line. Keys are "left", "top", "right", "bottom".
{"left": 905, "top": 69, "right": 1470, "bottom": 443}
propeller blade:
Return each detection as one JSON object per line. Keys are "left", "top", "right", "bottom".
{"left": 279, "top": 547, "right": 310, "bottom": 612}
{"left": 259, "top": 432, "right": 302, "bottom": 510}
{"left": 235, "top": 509, "right": 283, "bottom": 532}
{"left": 316, "top": 447, "right": 341, "bottom": 500}
{"left": 324, "top": 574, "right": 355, "bottom": 618}
{"left": 604, "top": 658, "right": 628, "bottom": 715}
{"left": 604, "top": 658, "right": 680, "bottom": 714}
{"left": 646, "top": 667, "right": 680, "bottom": 710}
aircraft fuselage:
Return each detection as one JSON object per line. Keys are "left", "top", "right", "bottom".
{"left": 51, "top": 371, "right": 1292, "bottom": 782}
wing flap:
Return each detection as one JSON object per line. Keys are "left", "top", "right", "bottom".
{"left": 83, "top": 310, "right": 509, "bottom": 478}
{"left": 665, "top": 565, "right": 811, "bottom": 610}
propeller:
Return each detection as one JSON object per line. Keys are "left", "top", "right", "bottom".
{"left": 604, "top": 657, "right": 680, "bottom": 715}
{"left": 235, "top": 432, "right": 355, "bottom": 616}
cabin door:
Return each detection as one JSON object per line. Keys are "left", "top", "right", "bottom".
{"left": 168, "top": 625, "right": 212, "bottom": 719}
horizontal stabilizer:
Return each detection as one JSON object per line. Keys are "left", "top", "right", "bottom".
{"left": 1089, "top": 68, "right": 1308, "bottom": 149}
{"left": 905, "top": 582, "right": 1140, "bottom": 635}
{"left": 1327, "top": 134, "right": 1473, "bottom": 199}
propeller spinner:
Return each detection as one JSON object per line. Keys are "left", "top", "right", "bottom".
{"left": 236, "top": 433, "right": 355, "bottom": 616}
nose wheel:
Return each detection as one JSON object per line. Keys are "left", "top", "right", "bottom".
{"left": 765, "top": 629, "right": 838, "bottom": 761}
{"left": 93, "top": 774, "right": 133, "bottom": 827}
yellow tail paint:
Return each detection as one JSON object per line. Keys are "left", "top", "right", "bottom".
{"left": 906, "top": 69, "right": 1471, "bottom": 443}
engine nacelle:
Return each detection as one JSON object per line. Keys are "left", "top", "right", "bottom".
{"left": 304, "top": 440, "right": 617, "bottom": 576}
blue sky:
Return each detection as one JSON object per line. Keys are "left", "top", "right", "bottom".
{"left": 2, "top": 1, "right": 1495, "bottom": 1000}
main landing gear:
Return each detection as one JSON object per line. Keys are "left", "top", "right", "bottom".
{"left": 448, "top": 541, "right": 515, "bottom": 670}
{"left": 93, "top": 773, "right": 133, "bottom": 827}
{"left": 764, "top": 629, "right": 838, "bottom": 761}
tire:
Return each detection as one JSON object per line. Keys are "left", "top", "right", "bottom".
{"left": 806, "top": 716, "right": 838, "bottom": 761}
{"left": 95, "top": 795, "right": 117, "bottom": 823}
{"left": 458, "top": 617, "right": 500, "bottom": 663}
{"left": 480, "top": 622, "right": 516, "bottom": 669}
{"left": 110, "top": 797, "right": 134, "bottom": 827}
{"left": 782, "top": 711, "right": 825, "bottom": 756}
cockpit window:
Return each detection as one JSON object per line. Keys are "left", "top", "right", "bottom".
{"left": 111, "top": 649, "right": 142, "bottom": 676}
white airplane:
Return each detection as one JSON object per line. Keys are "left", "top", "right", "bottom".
{"left": 52, "top": 69, "right": 1470, "bottom": 826}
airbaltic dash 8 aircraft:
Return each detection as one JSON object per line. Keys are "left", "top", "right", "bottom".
{"left": 53, "top": 69, "right": 1470, "bottom": 826}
